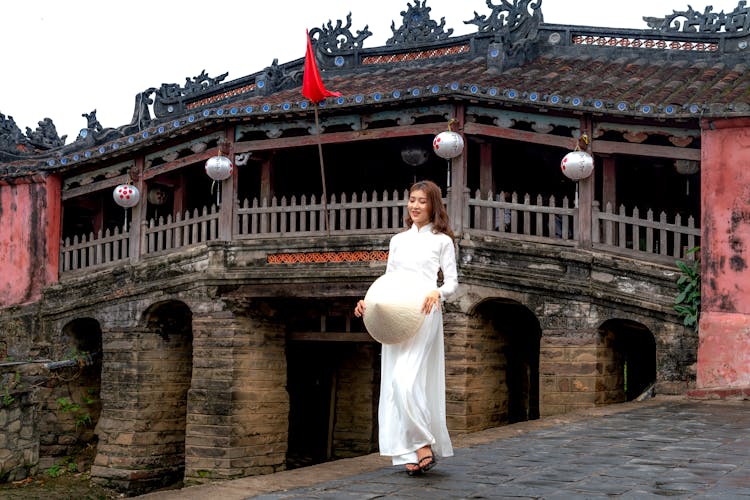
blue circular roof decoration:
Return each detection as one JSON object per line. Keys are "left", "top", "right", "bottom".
{"left": 431, "top": 85, "right": 440, "bottom": 94}
{"left": 245, "top": 106, "right": 253, "bottom": 113}
{"left": 257, "top": 80, "right": 265, "bottom": 88}
{"left": 593, "top": 99, "right": 604, "bottom": 109}
{"left": 334, "top": 55, "right": 345, "bottom": 67}
{"left": 412, "top": 88, "right": 420, "bottom": 96}
{"left": 572, "top": 97, "right": 582, "bottom": 106}
{"left": 158, "top": 126, "right": 165, "bottom": 133}
{"left": 262, "top": 104, "right": 271, "bottom": 112}
{"left": 127, "top": 137, "right": 135, "bottom": 144}
{"left": 617, "top": 101, "right": 628, "bottom": 111}
{"left": 98, "top": 146, "right": 106, "bottom": 153}
{"left": 689, "top": 104, "right": 700, "bottom": 113}
{"left": 665, "top": 104, "right": 676, "bottom": 114}
{"left": 319, "top": 100, "right": 327, "bottom": 107}
{"left": 641, "top": 104, "right": 652, "bottom": 113}
{"left": 489, "top": 87, "right": 498, "bottom": 96}
{"left": 373, "top": 92, "right": 382, "bottom": 101}
{"left": 188, "top": 115, "right": 195, "bottom": 122}
{"left": 529, "top": 92, "right": 539, "bottom": 102}
{"left": 299, "top": 102, "right": 308, "bottom": 109}
{"left": 393, "top": 90, "right": 401, "bottom": 98}
{"left": 112, "top": 143, "right": 119, "bottom": 150}
{"left": 230, "top": 107, "right": 238, "bottom": 114}
{"left": 217, "top": 108, "right": 224, "bottom": 116}
{"left": 202, "top": 110, "right": 210, "bottom": 117}
{"left": 142, "top": 131, "right": 149, "bottom": 139}
{"left": 73, "top": 154, "right": 80, "bottom": 161}
{"left": 337, "top": 96, "right": 345, "bottom": 104}
{"left": 550, "top": 95, "right": 561, "bottom": 104}
{"left": 490, "top": 48, "right": 500, "bottom": 58}
{"left": 507, "top": 89, "right": 518, "bottom": 98}
{"left": 47, "top": 159, "right": 55, "bottom": 166}
{"left": 282, "top": 103, "right": 291, "bottom": 111}
{"left": 61, "top": 158, "right": 68, "bottom": 165}
{"left": 173, "top": 120, "right": 180, "bottom": 128}
{"left": 79, "top": 129, "right": 88, "bottom": 138}
{"left": 450, "top": 82, "right": 459, "bottom": 91}
{"left": 167, "top": 105, "right": 174, "bottom": 113}
{"left": 85, "top": 150, "right": 93, "bottom": 156}
{"left": 470, "top": 85, "right": 478, "bottom": 93}
{"left": 355, "top": 95, "right": 364, "bottom": 103}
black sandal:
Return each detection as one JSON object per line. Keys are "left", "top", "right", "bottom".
{"left": 405, "top": 463, "right": 422, "bottom": 476}
{"left": 418, "top": 454, "right": 437, "bottom": 472}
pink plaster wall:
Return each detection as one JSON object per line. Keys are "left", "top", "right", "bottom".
{"left": 0, "top": 175, "right": 61, "bottom": 307}
{"left": 698, "top": 118, "right": 750, "bottom": 389}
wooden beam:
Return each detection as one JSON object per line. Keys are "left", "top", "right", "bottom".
{"left": 142, "top": 149, "right": 216, "bottom": 180}
{"left": 592, "top": 140, "right": 700, "bottom": 160}
{"left": 234, "top": 123, "right": 449, "bottom": 153}
{"left": 464, "top": 122, "right": 574, "bottom": 149}
{"left": 287, "top": 331, "right": 374, "bottom": 342}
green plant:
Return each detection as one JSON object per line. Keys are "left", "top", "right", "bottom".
{"left": 675, "top": 246, "right": 701, "bottom": 332}
{"left": 57, "top": 396, "right": 93, "bottom": 430}
{"left": 46, "top": 464, "right": 62, "bottom": 478}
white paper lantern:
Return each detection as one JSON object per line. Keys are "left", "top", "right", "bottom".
{"left": 147, "top": 186, "right": 168, "bottom": 205}
{"left": 205, "top": 155, "right": 234, "bottom": 181}
{"left": 112, "top": 184, "right": 140, "bottom": 208}
{"left": 432, "top": 131, "right": 465, "bottom": 159}
{"left": 560, "top": 151, "right": 594, "bottom": 180}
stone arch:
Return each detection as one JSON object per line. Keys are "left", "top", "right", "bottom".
{"left": 597, "top": 319, "right": 657, "bottom": 402}
{"left": 41, "top": 318, "right": 103, "bottom": 459}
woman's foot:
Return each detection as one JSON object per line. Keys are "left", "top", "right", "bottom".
{"left": 405, "top": 462, "right": 421, "bottom": 476}
{"left": 416, "top": 445, "right": 437, "bottom": 472}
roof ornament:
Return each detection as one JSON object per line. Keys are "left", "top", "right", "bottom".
{"left": 152, "top": 70, "right": 228, "bottom": 118}
{"left": 644, "top": 1, "right": 750, "bottom": 32}
{"left": 466, "top": 0, "right": 543, "bottom": 34}
{"left": 386, "top": 0, "right": 454, "bottom": 46}
{"left": 25, "top": 118, "right": 66, "bottom": 150}
{"left": 0, "top": 113, "right": 29, "bottom": 156}
{"left": 309, "top": 13, "right": 373, "bottom": 53}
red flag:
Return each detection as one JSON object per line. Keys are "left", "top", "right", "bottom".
{"left": 302, "top": 30, "right": 341, "bottom": 103}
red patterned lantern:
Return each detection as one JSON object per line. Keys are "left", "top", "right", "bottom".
{"left": 560, "top": 151, "right": 594, "bottom": 180}
{"left": 112, "top": 183, "right": 140, "bottom": 208}
{"left": 205, "top": 155, "right": 233, "bottom": 181}
{"left": 432, "top": 131, "right": 465, "bottom": 159}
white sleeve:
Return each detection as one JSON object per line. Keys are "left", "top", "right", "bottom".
{"left": 437, "top": 237, "right": 458, "bottom": 301}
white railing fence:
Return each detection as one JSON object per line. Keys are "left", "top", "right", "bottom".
{"left": 466, "top": 190, "right": 578, "bottom": 244}
{"left": 143, "top": 205, "right": 220, "bottom": 255}
{"left": 60, "top": 226, "right": 130, "bottom": 273}
{"left": 592, "top": 202, "right": 700, "bottom": 261}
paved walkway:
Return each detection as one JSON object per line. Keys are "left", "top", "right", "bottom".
{"left": 139, "top": 397, "right": 750, "bottom": 499}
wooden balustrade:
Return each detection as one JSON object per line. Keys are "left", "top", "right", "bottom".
{"left": 59, "top": 226, "right": 130, "bottom": 273}
{"left": 466, "top": 190, "right": 578, "bottom": 245}
{"left": 592, "top": 202, "right": 700, "bottom": 261}
{"left": 59, "top": 190, "right": 701, "bottom": 274}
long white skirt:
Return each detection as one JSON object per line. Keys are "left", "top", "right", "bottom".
{"left": 378, "top": 307, "right": 453, "bottom": 465}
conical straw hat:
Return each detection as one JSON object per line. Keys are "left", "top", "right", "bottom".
{"left": 363, "top": 272, "right": 430, "bottom": 344}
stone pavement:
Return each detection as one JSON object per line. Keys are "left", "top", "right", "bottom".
{"left": 138, "top": 396, "right": 750, "bottom": 499}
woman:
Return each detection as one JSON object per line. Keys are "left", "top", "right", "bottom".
{"left": 354, "top": 180, "right": 458, "bottom": 476}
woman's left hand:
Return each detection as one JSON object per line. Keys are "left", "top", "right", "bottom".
{"left": 421, "top": 290, "right": 441, "bottom": 314}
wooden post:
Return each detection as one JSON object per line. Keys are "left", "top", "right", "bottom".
{"left": 478, "top": 140, "right": 494, "bottom": 229}
{"left": 578, "top": 117, "right": 594, "bottom": 248}
{"left": 602, "top": 155, "right": 617, "bottom": 211}
{"left": 219, "top": 126, "right": 236, "bottom": 241}
{"left": 449, "top": 104, "right": 467, "bottom": 236}
{"left": 129, "top": 157, "right": 145, "bottom": 263}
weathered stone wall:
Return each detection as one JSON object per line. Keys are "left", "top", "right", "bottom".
{"left": 0, "top": 389, "right": 38, "bottom": 482}
{"left": 332, "top": 343, "right": 379, "bottom": 459}
{"left": 184, "top": 303, "right": 289, "bottom": 484}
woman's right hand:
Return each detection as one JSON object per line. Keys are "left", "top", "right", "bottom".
{"left": 354, "top": 299, "right": 366, "bottom": 318}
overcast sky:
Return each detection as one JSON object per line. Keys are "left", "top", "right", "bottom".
{"left": 1, "top": 0, "right": 742, "bottom": 143}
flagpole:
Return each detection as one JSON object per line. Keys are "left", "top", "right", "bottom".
{"left": 313, "top": 102, "right": 330, "bottom": 236}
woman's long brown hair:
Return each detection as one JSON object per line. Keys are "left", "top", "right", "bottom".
{"left": 404, "top": 180, "right": 455, "bottom": 239}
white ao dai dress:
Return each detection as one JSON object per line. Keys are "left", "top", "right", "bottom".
{"left": 378, "top": 222, "right": 458, "bottom": 465}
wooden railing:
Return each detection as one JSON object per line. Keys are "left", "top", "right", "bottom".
{"left": 60, "top": 226, "right": 130, "bottom": 273}
{"left": 59, "top": 190, "right": 700, "bottom": 274}
{"left": 466, "top": 190, "right": 578, "bottom": 245}
{"left": 592, "top": 202, "right": 700, "bottom": 261}
{"left": 235, "top": 191, "right": 410, "bottom": 238}
{"left": 143, "top": 205, "right": 220, "bottom": 255}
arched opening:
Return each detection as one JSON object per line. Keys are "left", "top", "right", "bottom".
{"left": 44, "top": 318, "right": 103, "bottom": 463}
{"left": 284, "top": 298, "right": 379, "bottom": 469}
{"left": 142, "top": 300, "right": 193, "bottom": 484}
{"left": 598, "top": 319, "right": 656, "bottom": 403}
{"left": 473, "top": 299, "right": 541, "bottom": 425}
